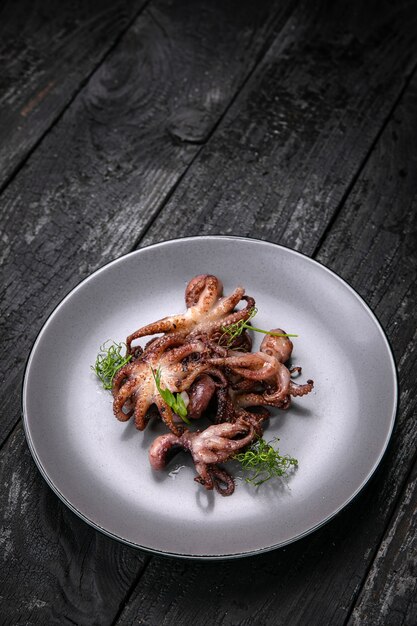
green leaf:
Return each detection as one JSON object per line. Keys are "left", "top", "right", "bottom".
{"left": 92, "top": 341, "right": 132, "bottom": 390}
{"left": 151, "top": 367, "right": 191, "bottom": 425}
{"left": 220, "top": 307, "right": 298, "bottom": 347}
{"left": 234, "top": 437, "right": 298, "bottom": 486}
{"left": 173, "top": 393, "right": 188, "bottom": 419}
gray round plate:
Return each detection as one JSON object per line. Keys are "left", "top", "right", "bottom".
{"left": 22, "top": 236, "right": 398, "bottom": 559}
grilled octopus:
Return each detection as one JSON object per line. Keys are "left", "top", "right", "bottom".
{"left": 110, "top": 274, "right": 314, "bottom": 495}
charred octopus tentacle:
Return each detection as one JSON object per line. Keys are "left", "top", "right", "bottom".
{"left": 112, "top": 341, "right": 220, "bottom": 435}
{"left": 126, "top": 275, "right": 254, "bottom": 355}
{"left": 230, "top": 329, "right": 314, "bottom": 410}
{"left": 149, "top": 418, "right": 256, "bottom": 496}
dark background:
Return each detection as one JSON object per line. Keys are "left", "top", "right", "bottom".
{"left": 1, "top": 0, "right": 416, "bottom": 624}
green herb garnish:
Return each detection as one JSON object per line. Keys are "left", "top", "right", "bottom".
{"left": 92, "top": 341, "right": 132, "bottom": 390}
{"left": 234, "top": 437, "right": 298, "bottom": 486}
{"left": 151, "top": 367, "right": 191, "bottom": 425}
{"left": 220, "top": 307, "right": 298, "bottom": 347}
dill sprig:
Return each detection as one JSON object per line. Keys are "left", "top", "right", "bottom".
{"left": 92, "top": 341, "right": 132, "bottom": 390}
{"left": 234, "top": 437, "right": 298, "bottom": 486}
{"left": 220, "top": 307, "right": 298, "bottom": 347}
{"left": 151, "top": 367, "right": 191, "bottom": 426}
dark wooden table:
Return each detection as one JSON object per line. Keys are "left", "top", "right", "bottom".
{"left": 1, "top": 1, "right": 417, "bottom": 624}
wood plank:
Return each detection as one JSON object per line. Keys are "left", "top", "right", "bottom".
{"left": 0, "top": 423, "right": 149, "bottom": 625}
{"left": 348, "top": 460, "right": 417, "bottom": 626}
{"left": 0, "top": 0, "right": 296, "bottom": 447}
{"left": 0, "top": 0, "right": 147, "bottom": 190}
{"left": 115, "top": 30, "right": 417, "bottom": 626}
{"left": 140, "top": 0, "right": 417, "bottom": 255}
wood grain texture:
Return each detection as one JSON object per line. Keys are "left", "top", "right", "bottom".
{"left": 115, "top": 37, "right": 417, "bottom": 626}
{"left": 2, "top": 1, "right": 417, "bottom": 624}
{"left": 0, "top": 0, "right": 296, "bottom": 448}
{"left": 0, "top": 0, "right": 150, "bottom": 190}
{"left": 0, "top": 423, "right": 149, "bottom": 625}
{"left": 140, "top": 0, "right": 417, "bottom": 253}
{"left": 349, "top": 460, "right": 417, "bottom": 626}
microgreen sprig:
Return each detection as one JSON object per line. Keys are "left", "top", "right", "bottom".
{"left": 234, "top": 437, "right": 298, "bottom": 486}
{"left": 220, "top": 307, "right": 298, "bottom": 347}
{"left": 92, "top": 341, "right": 132, "bottom": 390}
{"left": 151, "top": 367, "right": 191, "bottom": 426}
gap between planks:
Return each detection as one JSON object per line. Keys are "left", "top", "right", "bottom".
{"left": 125, "top": 2, "right": 299, "bottom": 254}
{"left": 342, "top": 446, "right": 417, "bottom": 626}
{"left": 0, "top": 0, "right": 153, "bottom": 200}
{"left": 311, "top": 58, "right": 417, "bottom": 262}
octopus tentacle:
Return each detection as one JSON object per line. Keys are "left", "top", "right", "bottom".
{"left": 209, "top": 352, "right": 277, "bottom": 381}
{"left": 232, "top": 378, "right": 261, "bottom": 392}
{"left": 185, "top": 274, "right": 223, "bottom": 310}
{"left": 227, "top": 330, "right": 253, "bottom": 352}
{"left": 126, "top": 316, "right": 189, "bottom": 355}
{"left": 186, "top": 419, "right": 255, "bottom": 463}
{"left": 230, "top": 364, "right": 276, "bottom": 381}
{"left": 163, "top": 341, "right": 206, "bottom": 363}
{"left": 235, "top": 391, "right": 288, "bottom": 409}
{"left": 211, "top": 295, "right": 256, "bottom": 329}
{"left": 214, "top": 387, "right": 237, "bottom": 424}
{"left": 260, "top": 331, "right": 293, "bottom": 363}
{"left": 112, "top": 362, "right": 136, "bottom": 394}
{"left": 263, "top": 362, "right": 291, "bottom": 403}
{"left": 235, "top": 392, "right": 269, "bottom": 408}
{"left": 177, "top": 366, "right": 228, "bottom": 392}
{"left": 208, "top": 465, "right": 235, "bottom": 496}
{"left": 154, "top": 394, "right": 184, "bottom": 436}
{"left": 149, "top": 432, "right": 182, "bottom": 470}
{"left": 289, "top": 379, "right": 314, "bottom": 396}
{"left": 144, "top": 333, "right": 188, "bottom": 359}
{"left": 236, "top": 407, "right": 266, "bottom": 436}
{"left": 134, "top": 392, "right": 153, "bottom": 430}
{"left": 193, "top": 462, "right": 214, "bottom": 490}
{"left": 205, "top": 340, "right": 229, "bottom": 357}
{"left": 113, "top": 379, "right": 137, "bottom": 421}
{"left": 208, "top": 286, "right": 245, "bottom": 318}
